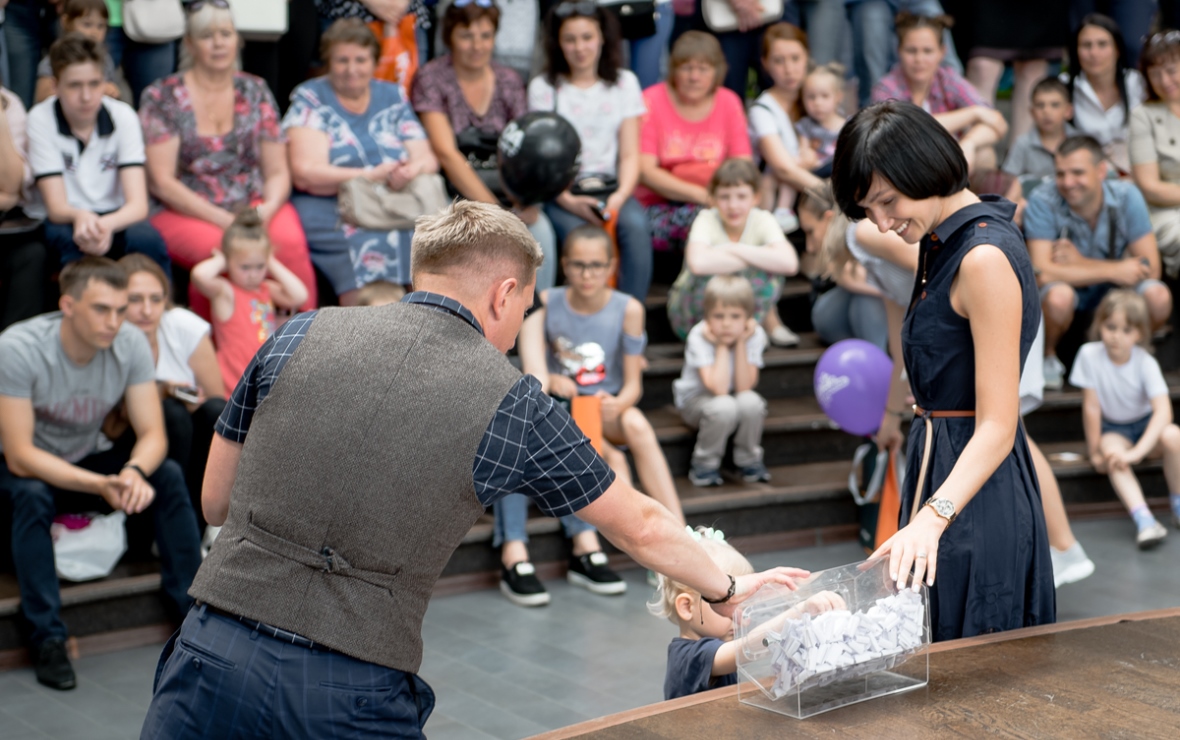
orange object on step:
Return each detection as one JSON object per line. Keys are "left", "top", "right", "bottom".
{"left": 873, "top": 454, "right": 901, "bottom": 550}
{"left": 369, "top": 17, "right": 418, "bottom": 92}
{"left": 570, "top": 395, "right": 605, "bottom": 454}
{"left": 604, "top": 213, "right": 619, "bottom": 289}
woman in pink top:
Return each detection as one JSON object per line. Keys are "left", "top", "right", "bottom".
{"left": 638, "top": 31, "right": 753, "bottom": 252}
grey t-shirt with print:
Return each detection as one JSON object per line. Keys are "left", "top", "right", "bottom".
{"left": 0, "top": 313, "right": 155, "bottom": 463}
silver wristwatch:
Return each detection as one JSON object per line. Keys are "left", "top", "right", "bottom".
{"left": 925, "top": 498, "right": 957, "bottom": 524}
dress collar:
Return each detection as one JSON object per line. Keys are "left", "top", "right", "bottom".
{"left": 928, "top": 194, "right": 1017, "bottom": 245}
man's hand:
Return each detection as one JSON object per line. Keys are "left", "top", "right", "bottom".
{"left": 117, "top": 467, "right": 155, "bottom": 514}
{"left": 1113, "top": 256, "right": 1152, "bottom": 287}
{"left": 96, "top": 475, "right": 130, "bottom": 512}
{"left": 1051, "top": 238, "right": 1080, "bottom": 264}
{"left": 549, "top": 374, "right": 578, "bottom": 399}
{"left": 73, "top": 211, "right": 110, "bottom": 253}
{"left": 712, "top": 566, "right": 811, "bottom": 617}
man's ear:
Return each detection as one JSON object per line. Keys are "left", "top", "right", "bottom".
{"left": 59, "top": 293, "right": 75, "bottom": 317}
{"left": 489, "top": 276, "right": 520, "bottom": 321}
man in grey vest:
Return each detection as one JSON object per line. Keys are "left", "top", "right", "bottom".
{"left": 139, "top": 201, "right": 807, "bottom": 739}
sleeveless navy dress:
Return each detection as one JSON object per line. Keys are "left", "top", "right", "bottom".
{"left": 899, "top": 195, "right": 1056, "bottom": 641}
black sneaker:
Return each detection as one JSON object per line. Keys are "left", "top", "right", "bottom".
{"left": 500, "top": 562, "right": 550, "bottom": 607}
{"left": 34, "top": 638, "right": 76, "bottom": 690}
{"left": 740, "top": 462, "right": 772, "bottom": 483}
{"left": 568, "top": 552, "right": 627, "bottom": 595}
{"left": 688, "top": 465, "right": 724, "bottom": 487}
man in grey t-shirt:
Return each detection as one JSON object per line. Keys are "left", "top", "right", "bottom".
{"left": 0, "top": 258, "right": 201, "bottom": 691}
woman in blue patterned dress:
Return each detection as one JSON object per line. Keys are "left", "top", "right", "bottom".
{"left": 284, "top": 19, "right": 439, "bottom": 304}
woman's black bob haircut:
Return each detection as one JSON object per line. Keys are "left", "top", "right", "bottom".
{"left": 831, "top": 100, "right": 969, "bottom": 220}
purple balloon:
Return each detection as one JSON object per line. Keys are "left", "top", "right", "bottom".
{"left": 814, "top": 339, "right": 894, "bottom": 436}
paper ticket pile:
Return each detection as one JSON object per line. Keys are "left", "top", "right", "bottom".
{"left": 763, "top": 589, "right": 925, "bottom": 698}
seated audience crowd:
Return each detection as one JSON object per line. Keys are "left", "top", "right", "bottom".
{"left": 4, "top": 0, "right": 1180, "bottom": 697}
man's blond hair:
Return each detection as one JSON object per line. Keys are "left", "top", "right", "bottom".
{"left": 411, "top": 201, "right": 543, "bottom": 288}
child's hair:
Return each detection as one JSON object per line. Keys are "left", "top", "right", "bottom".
{"left": 221, "top": 209, "right": 272, "bottom": 258}
{"left": 63, "top": 0, "right": 109, "bottom": 23}
{"left": 1091, "top": 289, "right": 1152, "bottom": 347}
{"left": 48, "top": 33, "right": 106, "bottom": 79}
{"left": 647, "top": 528, "right": 755, "bottom": 623}
{"left": 796, "top": 180, "right": 835, "bottom": 218}
{"left": 893, "top": 11, "right": 953, "bottom": 44}
{"left": 565, "top": 223, "right": 616, "bottom": 261}
{"left": 356, "top": 280, "right": 406, "bottom": 306}
{"left": 818, "top": 210, "right": 855, "bottom": 279}
{"left": 1031, "top": 76, "right": 1070, "bottom": 104}
{"left": 709, "top": 158, "right": 761, "bottom": 195}
{"left": 803, "top": 62, "right": 845, "bottom": 95}
{"left": 702, "top": 275, "right": 755, "bottom": 317}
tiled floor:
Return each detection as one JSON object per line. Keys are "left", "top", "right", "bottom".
{"left": 3, "top": 517, "right": 1179, "bottom": 739}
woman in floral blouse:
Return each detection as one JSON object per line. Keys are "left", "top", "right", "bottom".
{"left": 140, "top": 2, "right": 316, "bottom": 315}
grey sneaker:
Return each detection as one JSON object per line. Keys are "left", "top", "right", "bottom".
{"left": 1043, "top": 355, "right": 1065, "bottom": 391}
{"left": 1137, "top": 522, "right": 1167, "bottom": 550}
{"left": 688, "top": 465, "right": 724, "bottom": 487}
{"left": 1050, "top": 542, "right": 1095, "bottom": 588}
{"left": 740, "top": 462, "right": 772, "bottom": 483}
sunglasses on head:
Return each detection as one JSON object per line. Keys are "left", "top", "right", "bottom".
{"left": 554, "top": 1, "right": 598, "bottom": 18}
{"left": 186, "top": 0, "right": 231, "bottom": 13}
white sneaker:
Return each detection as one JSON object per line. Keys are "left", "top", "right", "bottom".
{"left": 1137, "top": 522, "right": 1167, "bottom": 550}
{"left": 769, "top": 325, "right": 800, "bottom": 347}
{"left": 1043, "top": 355, "right": 1065, "bottom": 391}
{"left": 1050, "top": 542, "right": 1095, "bottom": 588}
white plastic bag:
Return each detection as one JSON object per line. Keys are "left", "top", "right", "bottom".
{"left": 51, "top": 512, "right": 127, "bottom": 582}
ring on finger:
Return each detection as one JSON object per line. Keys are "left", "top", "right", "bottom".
{"left": 915, "top": 552, "right": 928, "bottom": 559}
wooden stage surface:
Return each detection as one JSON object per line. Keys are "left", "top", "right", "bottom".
{"left": 533, "top": 607, "right": 1180, "bottom": 739}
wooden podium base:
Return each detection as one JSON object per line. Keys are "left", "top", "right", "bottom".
{"left": 534, "top": 607, "right": 1180, "bottom": 739}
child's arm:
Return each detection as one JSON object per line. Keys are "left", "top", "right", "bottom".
{"left": 190, "top": 252, "right": 235, "bottom": 324}
{"left": 727, "top": 239, "right": 799, "bottom": 275}
{"left": 698, "top": 329, "right": 733, "bottom": 397}
{"left": 732, "top": 320, "right": 760, "bottom": 393}
{"left": 685, "top": 237, "right": 750, "bottom": 276}
{"left": 1081, "top": 388, "right": 1106, "bottom": 473}
{"left": 712, "top": 591, "right": 847, "bottom": 675}
{"left": 265, "top": 255, "right": 309, "bottom": 310}
{"left": 604, "top": 298, "right": 647, "bottom": 411}
{"left": 1124, "top": 394, "right": 1174, "bottom": 466}
{"left": 517, "top": 295, "right": 551, "bottom": 391}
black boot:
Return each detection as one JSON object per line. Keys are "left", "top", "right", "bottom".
{"left": 34, "top": 638, "right": 76, "bottom": 690}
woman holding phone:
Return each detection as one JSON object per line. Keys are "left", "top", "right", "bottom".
{"left": 830, "top": 100, "right": 1055, "bottom": 641}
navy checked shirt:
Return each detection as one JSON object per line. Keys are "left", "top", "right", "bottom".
{"left": 213, "top": 292, "right": 615, "bottom": 517}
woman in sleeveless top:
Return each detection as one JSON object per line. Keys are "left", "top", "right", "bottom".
{"left": 831, "top": 100, "right": 1055, "bottom": 641}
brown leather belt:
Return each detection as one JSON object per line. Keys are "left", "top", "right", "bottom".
{"left": 909, "top": 405, "right": 976, "bottom": 521}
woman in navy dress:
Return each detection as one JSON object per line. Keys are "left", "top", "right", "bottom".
{"left": 831, "top": 100, "right": 1056, "bottom": 641}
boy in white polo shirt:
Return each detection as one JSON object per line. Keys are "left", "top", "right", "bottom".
{"left": 26, "top": 34, "right": 169, "bottom": 276}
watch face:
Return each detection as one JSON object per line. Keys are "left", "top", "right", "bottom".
{"left": 932, "top": 499, "right": 954, "bottom": 518}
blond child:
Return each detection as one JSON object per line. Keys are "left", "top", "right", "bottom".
{"left": 355, "top": 280, "right": 406, "bottom": 307}
{"left": 35, "top": 0, "right": 122, "bottom": 104}
{"left": 674, "top": 275, "right": 769, "bottom": 487}
{"left": 1070, "top": 290, "right": 1180, "bottom": 549}
{"left": 794, "top": 63, "right": 847, "bottom": 174}
{"left": 650, "top": 527, "right": 842, "bottom": 700}
{"left": 667, "top": 158, "right": 799, "bottom": 346}
{"left": 191, "top": 210, "right": 308, "bottom": 393}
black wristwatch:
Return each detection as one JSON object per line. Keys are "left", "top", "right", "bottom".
{"left": 702, "top": 574, "right": 736, "bottom": 604}
{"left": 122, "top": 463, "right": 149, "bottom": 481}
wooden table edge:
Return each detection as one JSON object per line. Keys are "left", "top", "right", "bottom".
{"left": 526, "top": 606, "right": 1180, "bottom": 740}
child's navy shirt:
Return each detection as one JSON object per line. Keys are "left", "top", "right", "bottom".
{"left": 664, "top": 637, "right": 736, "bottom": 700}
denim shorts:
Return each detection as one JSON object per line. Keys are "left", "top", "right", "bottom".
{"left": 1101, "top": 414, "right": 1152, "bottom": 445}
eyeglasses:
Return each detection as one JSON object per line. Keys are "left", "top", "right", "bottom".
{"left": 554, "top": 1, "right": 598, "bottom": 18}
{"left": 454, "top": 0, "right": 495, "bottom": 7}
{"left": 186, "top": 0, "right": 230, "bottom": 13}
{"left": 565, "top": 260, "right": 610, "bottom": 276}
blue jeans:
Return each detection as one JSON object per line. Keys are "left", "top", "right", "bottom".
{"left": 544, "top": 196, "right": 654, "bottom": 301}
{"left": 810, "top": 286, "right": 889, "bottom": 350}
{"left": 142, "top": 605, "right": 436, "bottom": 739}
{"left": 105, "top": 27, "right": 177, "bottom": 108}
{"left": 529, "top": 210, "right": 558, "bottom": 291}
{"left": 628, "top": 4, "right": 676, "bottom": 90}
{"left": 492, "top": 493, "right": 594, "bottom": 547}
{"left": 44, "top": 219, "right": 171, "bottom": 278}
{"left": 0, "top": 454, "right": 201, "bottom": 648}
{"left": 848, "top": 1, "right": 897, "bottom": 108}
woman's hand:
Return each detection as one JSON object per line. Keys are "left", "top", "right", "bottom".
{"left": 1089, "top": 450, "right": 1108, "bottom": 473}
{"left": 386, "top": 162, "right": 417, "bottom": 192}
{"left": 876, "top": 412, "right": 903, "bottom": 454}
{"left": 729, "top": 0, "right": 766, "bottom": 32}
{"left": 870, "top": 506, "right": 948, "bottom": 591}
{"left": 1106, "top": 448, "right": 1136, "bottom": 471}
{"left": 604, "top": 192, "right": 628, "bottom": 222}
{"left": 557, "top": 191, "right": 605, "bottom": 225}
{"left": 364, "top": 161, "right": 399, "bottom": 184}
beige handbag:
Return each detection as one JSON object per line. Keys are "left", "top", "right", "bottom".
{"left": 338, "top": 173, "right": 450, "bottom": 231}
{"left": 123, "top": 0, "right": 186, "bottom": 44}
{"left": 701, "top": 0, "right": 783, "bottom": 34}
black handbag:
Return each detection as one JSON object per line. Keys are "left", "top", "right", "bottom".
{"left": 599, "top": 0, "right": 658, "bottom": 40}
{"left": 450, "top": 126, "right": 511, "bottom": 207}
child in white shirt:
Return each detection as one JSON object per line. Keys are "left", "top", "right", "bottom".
{"left": 1069, "top": 290, "right": 1180, "bottom": 549}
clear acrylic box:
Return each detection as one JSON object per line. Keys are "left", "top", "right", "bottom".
{"left": 733, "top": 557, "right": 930, "bottom": 719}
